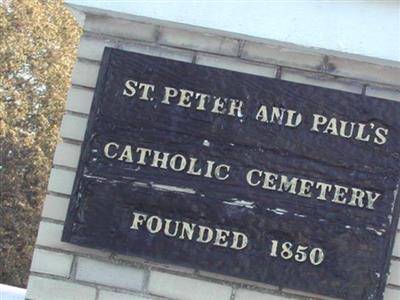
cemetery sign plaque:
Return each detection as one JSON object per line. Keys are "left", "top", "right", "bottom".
{"left": 63, "top": 48, "right": 400, "bottom": 300}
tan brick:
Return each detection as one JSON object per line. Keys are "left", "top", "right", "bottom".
{"left": 30, "top": 248, "right": 73, "bottom": 277}
{"left": 148, "top": 271, "right": 232, "bottom": 300}
{"left": 67, "top": 6, "right": 86, "bottom": 28}
{"left": 47, "top": 168, "right": 75, "bottom": 195}
{"left": 42, "top": 194, "right": 70, "bottom": 221}
{"left": 393, "top": 232, "right": 400, "bottom": 258}
{"left": 66, "top": 86, "right": 94, "bottom": 115}
{"left": 80, "top": 32, "right": 196, "bottom": 64}
{"left": 198, "top": 270, "right": 278, "bottom": 291}
{"left": 366, "top": 86, "right": 400, "bottom": 102}
{"left": 159, "top": 27, "right": 239, "bottom": 56}
{"left": 35, "top": 221, "right": 110, "bottom": 257}
{"left": 242, "top": 41, "right": 324, "bottom": 71}
{"left": 197, "top": 53, "right": 277, "bottom": 78}
{"left": 60, "top": 113, "right": 88, "bottom": 142}
{"left": 98, "top": 290, "right": 149, "bottom": 300}
{"left": 53, "top": 142, "right": 81, "bottom": 169}
{"left": 235, "top": 289, "right": 288, "bottom": 300}
{"left": 76, "top": 257, "right": 145, "bottom": 290}
{"left": 327, "top": 56, "right": 400, "bottom": 87}
{"left": 283, "top": 288, "right": 340, "bottom": 300}
{"left": 78, "top": 35, "right": 117, "bottom": 61}
{"left": 385, "top": 287, "right": 400, "bottom": 300}
{"left": 121, "top": 41, "right": 195, "bottom": 63}
{"left": 281, "top": 68, "right": 363, "bottom": 94}
{"left": 85, "top": 15, "right": 157, "bottom": 42}
{"left": 71, "top": 59, "right": 100, "bottom": 88}
{"left": 26, "top": 276, "right": 96, "bottom": 300}
{"left": 388, "top": 260, "right": 400, "bottom": 286}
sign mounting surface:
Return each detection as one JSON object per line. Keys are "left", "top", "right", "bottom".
{"left": 63, "top": 48, "right": 400, "bottom": 300}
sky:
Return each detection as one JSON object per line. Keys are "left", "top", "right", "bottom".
{"left": 66, "top": 0, "right": 400, "bottom": 62}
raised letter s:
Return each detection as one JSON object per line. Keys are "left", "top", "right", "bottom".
{"left": 123, "top": 80, "right": 138, "bottom": 97}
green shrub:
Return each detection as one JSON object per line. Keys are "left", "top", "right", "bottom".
{"left": 0, "top": 0, "right": 81, "bottom": 287}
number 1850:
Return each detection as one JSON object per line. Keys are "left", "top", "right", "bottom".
{"left": 269, "top": 240, "right": 324, "bottom": 266}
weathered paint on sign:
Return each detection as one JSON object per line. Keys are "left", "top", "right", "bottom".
{"left": 62, "top": 48, "right": 400, "bottom": 300}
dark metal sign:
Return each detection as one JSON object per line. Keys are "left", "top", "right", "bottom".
{"left": 62, "top": 48, "right": 400, "bottom": 300}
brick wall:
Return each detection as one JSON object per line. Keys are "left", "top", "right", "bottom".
{"left": 26, "top": 4, "right": 400, "bottom": 300}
